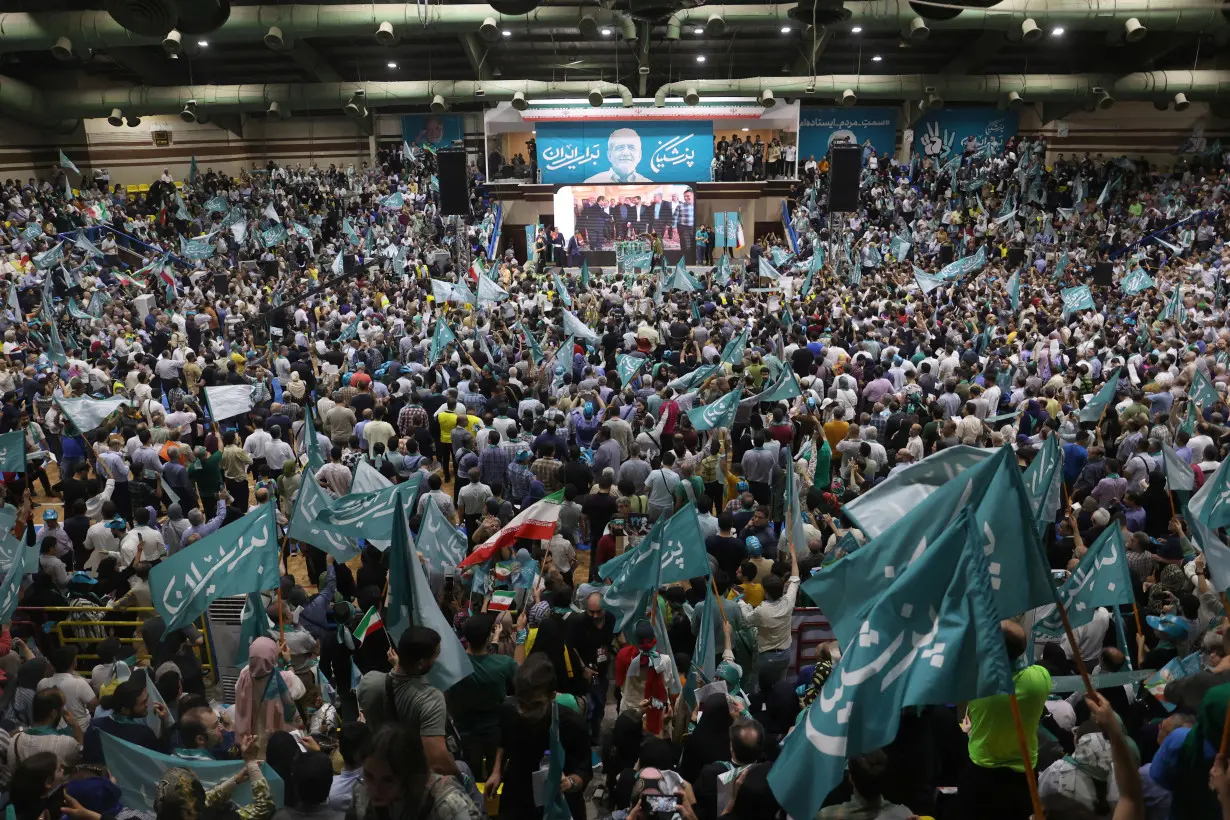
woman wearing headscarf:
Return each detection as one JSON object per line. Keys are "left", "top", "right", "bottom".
{"left": 265, "top": 730, "right": 302, "bottom": 808}
{"left": 233, "top": 636, "right": 301, "bottom": 753}
{"left": 601, "top": 713, "right": 644, "bottom": 804}
{"left": 153, "top": 735, "right": 275, "bottom": 820}
{"left": 1, "top": 657, "right": 51, "bottom": 725}
{"left": 678, "top": 692, "right": 736, "bottom": 784}
{"left": 286, "top": 371, "right": 307, "bottom": 402}
{"left": 524, "top": 617, "right": 589, "bottom": 704}
{"left": 1038, "top": 731, "right": 1118, "bottom": 816}
{"left": 161, "top": 503, "right": 190, "bottom": 555}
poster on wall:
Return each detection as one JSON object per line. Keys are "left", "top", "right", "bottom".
{"left": 403, "top": 115, "right": 464, "bottom": 150}
{"left": 798, "top": 107, "right": 898, "bottom": 160}
{"left": 912, "top": 108, "right": 1018, "bottom": 160}
{"left": 536, "top": 120, "right": 713, "bottom": 184}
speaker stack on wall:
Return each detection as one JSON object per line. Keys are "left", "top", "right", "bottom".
{"left": 214, "top": 272, "right": 229, "bottom": 295}
{"left": 1007, "top": 246, "right": 1025, "bottom": 267}
{"left": 827, "top": 145, "right": 862, "bottom": 212}
{"left": 438, "top": 151, "right": 469, "bottom": 216}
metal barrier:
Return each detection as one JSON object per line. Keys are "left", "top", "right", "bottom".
{"left": 14, "top": 606, "right": 217, "bottom": 683}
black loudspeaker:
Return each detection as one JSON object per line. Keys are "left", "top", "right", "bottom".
{"left": 213, "top": 272, "right": 228, "bottom": 295}
{"left": 438, "top": 151, "right": 469, "bottom": 216}
{"left": 1093, "top": 261, "right": 1114, "bottom": 286}
{"left": 1007, "top": 246, "right": 1025, "bottom": 267}
{"left": 828, "top": 145, "right": 862, "bottom": 212}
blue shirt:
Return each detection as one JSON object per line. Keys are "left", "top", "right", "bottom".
{"left": 1062, "top": 443, "right": 1088, "bottom": 483}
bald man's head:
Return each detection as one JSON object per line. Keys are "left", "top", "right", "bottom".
{"left": 1001, "top": 620, "right": 1027, "bottom": 660}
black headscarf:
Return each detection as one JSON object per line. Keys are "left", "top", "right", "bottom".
{"left": 679, "top": 692, "right": 734, "bottom": 783}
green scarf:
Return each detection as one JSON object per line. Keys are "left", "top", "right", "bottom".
{"left": 1174, "top": 682, "right": 1230, "bottom": 819}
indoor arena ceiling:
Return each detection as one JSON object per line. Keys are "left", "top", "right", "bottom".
{"left": 0, "top": 0, "right": 1228, "bottom": 117}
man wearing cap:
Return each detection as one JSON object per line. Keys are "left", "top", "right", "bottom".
{"left": 37, "top": 508, "right": 74, "bottom": 569}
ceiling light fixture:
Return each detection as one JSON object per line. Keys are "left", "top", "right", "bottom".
{"left": 502, "top": 29, "right": 511, "bottom": 36}
{"left": 741, "top": 127, "right": 749, "bottom": 132}
{"left": 197, "top": 40, "right": 208, "bottom": 47}
{"left": 871, "top": 54, "right": 882, "bottom": 61}
{"left": 781, "top": 25, "right": 791, "bottom": 33}
{"left": 693, "top": 27, "right": 704, "bottom": 34}
{"left": 600, "top": 27, "right": 611, "bottom": 35}
{"left": 851, "top": 26, "right": 862, "bottom": 33}
{"left": 387, "top": 61, "right": 397, "bottom": 68}
{"left": 1051, "top": 26, "right": 1064, "bottom": 36}
{"left": 696, "top": 54, "right": 706, "bottom": 62}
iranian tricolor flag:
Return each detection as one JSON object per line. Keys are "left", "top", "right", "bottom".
{"left": 354, "top": 606, "right": 384, "bottom": 644}
{"left": 85, "top": 201, "right": 110, "bottom": 223}
{"left": 155, "top": 259, "right": 176, "bottom": 287}
{"left": 488, "top": 590, "right": 516, "bottom": 612}
{"left": 460, "top": 489, "right": 565, "bottom": 568}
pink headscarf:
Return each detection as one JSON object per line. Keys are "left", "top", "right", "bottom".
{"left": 233, "top": 637, "right": 291, "bottom": 736}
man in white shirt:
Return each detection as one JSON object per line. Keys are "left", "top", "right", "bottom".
{"left": 243, "top": 418, "right": 273, "bottom": 477}
{"left": 123, "top": 507, "right": 166, "bottom": 565}
{"left": 36, "top": 646, "right": 99, "bottom": 727}
{"left": 738, "top": 541, "right": 800, "bottom": 694}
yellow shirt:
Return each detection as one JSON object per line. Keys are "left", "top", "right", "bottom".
{"left": 438, "top": 411, "right": 458, "bottom": 444}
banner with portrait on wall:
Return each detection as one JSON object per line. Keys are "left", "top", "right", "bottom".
{"left": 553, "top": 184, "right": 696, "bottom": 253}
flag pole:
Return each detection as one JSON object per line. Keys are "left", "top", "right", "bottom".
{"left": 1054, "top": 597, "right": 1098, "bottom": 699}
{"left": 709, "top": 574, "right": 728, "bottom": 627}
{"left": 1009, "top": 693, "right": 1046, "bottom": 819}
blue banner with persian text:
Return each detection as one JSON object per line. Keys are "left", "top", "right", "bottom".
{"left": 913, "top": 108, "right": 1019, "bottom": 160}
{"left": 537, "top": 120, "right": 713, "bottom": 184}
{"left": 798, "top": 107, "right": 898, "bottom": 160}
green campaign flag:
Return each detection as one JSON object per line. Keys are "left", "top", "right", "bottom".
{"left": 515, "top": 322, "right": 545, "bottom": 365}
{"left": 810, "top": 446, "right": 1054, "bottom": 646}
{"left": 59, "top": 150, "right": 79, "bottom": 174}
{"left": 579, "top": 259, "right": 591, "bottom": 289}
{"left": 719, "top": 328, "right": 748, "bottom": 366}
{"left": 769, "top": 508, "right": 1014, "bottom": 820}
{"left": 302, "top": 407, "right": 326, "bottom": 473}
{"left": 188, "top": 155, "right": 198, "bottom": 185}
{"left": 1060, "top": 284, "right": 1095, "bottom": 317}
{"left": 841, "top": 446, "right": 993, "bottom": 539}
{"left": 33, "top": 243, "right": 65, "bottom": 270}
{"left": 1192, "top": 367, "right": 1221, "bottom": 408}
{"left": 235, "top": 591, "right": 272, "bottom": 666}
{"left": 417, "top": 499, "right": 468, "bottom": 577}
{"left": 1180, "top": 400, "right": 1199, "bottom": 437}
{"left": 1162, "top": 442, "right": 1196, "bottom": 492}
{"left": 1186, "top": 472, "right": 1230, "bottom": 593}
{"left": 429, "top": 318, "right": 458, "bottom": 364}
{"left": 783, "top": 452, "right": 808, "bottom": 557}
{"left": 287, "top": 470, "right": 361, "bottom": 562}
{"left": 1079, "top": 367, "right": 1122, "bottom": 424}
{"left": 1192, "top": 451, "right": 1230, "bottom": 532}
{"left": 668, "top": 363, "right": 721, "bottom": 393}
{"left": 312, "top": 482, "right": 417, "bottom": 546}
{"left": 0, "top": 537, "right": 35, "bottom": 623}
{"left": 600, "top": 505, "right": 711, "bottom": 629}
{"left": 543, "top": 702, "right": 573, "bottom": 820}
{"left": 385, "top": 505, "right": 473, "bottom": 690}
{"left": 149, "top": 503, "right": 281, "bottom": 631}
{"left": 561, "top": 308, "right": 600, "bottom": 345}
{"left": 378, "top": 191, "right": 405, "bottom": 209}
{"left": 687, "top": 388, "right": 742, "bottom": 431}
{"left": 682, "top": 587, "right": 718, "bottom": 708}
{"left": 757, "top": 256, "right": 781, "bottom": 281}
{"left": 1006, "top": 267, "right": 1020, "bottom": 312}
{"left": 476, "top": 275, "right": 508, "bottom": 306}
{"left": 179, "top": 235, "right": 215, "bottom": 260}
{"left": 616, "top": 354, "right": 647, "bottom": 386}
{"left": 551, "top": 271, "right": 573, "bottom": 307}
{"left": 714, "top": 253, "right": 732, "bottom": 286}
{"left": 1121, "top": 267, "right": 1155, "bottom": 296}
{"left": 1022, "top": 434, "right": 1064, "bottom": 536}
{"left": 1160, "top": 286, "right": 1185, "bottom": 326}
{"left": 1034, "top": 524, "right": 1136, "bottom": 638}
{"left": 260, "top": 223, "right": 288, "bottom": 248}
{"left": 746, "top": 366, "right": 802, "bottom": 405}
{"left": 914, "top": 268, "right": 946, "bottom": 295}
{"left": 48, "top": 318, "right": 70, "bottom": 366}
{"left": 204, "top": 196, "right": 229, "bottom": 214}
{"left": 430, "top": 279, "right": 474, "bottom": 306}
{"left": 342, "top": 217, "right": 359, "bottom": 244}
{"left": 54, "top": 396, "right": 129, "bottom": 433}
